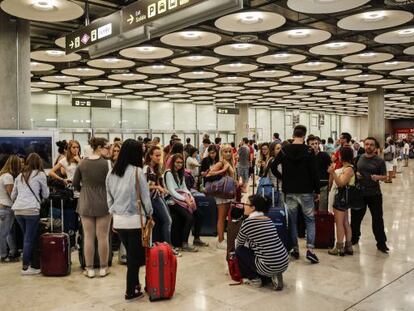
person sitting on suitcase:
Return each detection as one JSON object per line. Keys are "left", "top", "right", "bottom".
{"left": 106, "top": 139, "right": 153, "bottom": 301}
{"left": 327, "top": 147, "right": 355, "bottom": 256}
{"left": 235, "top": 195, "right": 289, "bottom": 290}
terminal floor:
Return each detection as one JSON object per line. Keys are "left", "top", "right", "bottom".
{"left": 1, "top": 166, "right": 414, "bottom": 311}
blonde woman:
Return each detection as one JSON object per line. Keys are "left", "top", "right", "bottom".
{"left": 206, "top": 144, "right": 236, "bottom": 249}
{"left": 110, "top": 142, "right": 121, "bottom": 164}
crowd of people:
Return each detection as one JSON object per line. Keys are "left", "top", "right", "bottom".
{"left": 0, "top": 126, "right": 411, "bottom": 300}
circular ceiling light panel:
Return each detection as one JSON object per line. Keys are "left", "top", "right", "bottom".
{"left": 120, "top": 46, "right": 173, "bottom": 60}
{"left": 244, "top": 81, "right": 278, "bottom": 88}
{"left": 268, "top": 28, "right": 331, "bottom": 46}
{"left": 321, "top": 68, "right": 362, "bottom": 77}
{"left": 187, "top": 89, "right": 217, "bottom": 95}
{"left": 40, "top": 75, "right": 79, "bottom": 83}
{"left": 390, "top": 68, "right": 414, "bottom": 76}
{"left": 146, "top": 97, "right": 169, "bottom": 102}
{"left": 404, "top": 46, "right": 414, "bottom": 55}
{"left": 31, "top": 87, "right": 43, "bottom": 92}
{"left": 82, "top": 92, "right": 109, "bottom": 98}
{"left": 159, "top": 87, "right": 189, "bottom": 93}
{"left": 136, "top": 64, "right": 180, "bottom": 75}
{"left": 239, "top": 89, "right": 269, "bottom": 95}
{"left": 214, "top": 43, "right": 268, "bottom": 57}
{"left": 214, "top": 11, "right": 286, "bottom": 33}
{"left": 330, "top": 93, "right": 359, "bottom": 99}
{"left": 279, "top": 75, "right": 317, "bottom": 83}
{"left": 102, "top": 88, "right": 133, "bottom": 94}
{"left": 31, "top": 81, "right": 59, "bottom": 88}
{"left": 213, "top": 86, "right": 244, "bottom": 92}
{"left": 214, "top": 76, "right": 251, "bottom": 84}
{"left": 342, "top": 52, "right": 393, "bottom": 64}
{"left": 346, "top": 87, "right": 377, "bottom": 93}
{"left": 160, "top": 31, "right": 221, "bottom": 47}
{"left": 171, "top": 55, "right": 220, "bottom": 67}
{"left": 397, "top": 87, "right": 414, "bottom": 92}
{"left": 271, "top": 85, "right": 301, "bottom": 91}
{"left": 263, "top": 92, "right": 291, "bottom": 97}
{"left": 61, "top": 67, "right": 104, "bottom": 77}
{"left": 338, "top": 10, "right": 413, "bottom": 31}
{"left": 213, "top": 92, "right": 240, "bottom": 98}
{"left": 369, "top": 61, "right": 414, "bottom": 71}
{"left": 305, "top": 80, "right": 340, "bottom": 87}
{"left": 164, "top": 94, "right": 191, "bottom": 99}
{"left": 116, "top": 95, "right": 143, "bottom": 100}
{"left": 237, "top": 95, "right": 262, "bottom": 100}
{"left": 65, "top": 85, "right": 98, "bottom": 91}
{"left": 287, "top": 0, "right": 370, "bottom": 14}
{"left": 31, "top": 50, "right": 81, "bottom": 62}
{"left": 214, "top": 99, "right": 237, "bottom": 103}
{"left": 1, "top": 0, "right": 84, "bottom": 22}
{"left": 30, "top": 62, "right": 54, "bottom": 72}
{"left": 327, "top": 84, "right": 360, "bottom": 90}
{"left": 293, "top": 88, "right": 323, "bottom": 94}
{"left": 134, "top": 91, "right": 164, "bottom": 97}
{"left": 250, "top": 70, "right": 290, "bottom": 78}
{"left": 309, "top": 42, "right": 366, "bottom": 55}
{"left": 214, "top": 63, "right": 258, "bottom": 73}
{"left": 313, "top": 91, "right": 341, "bottom": 97}
{"left": 85, "top": 79, "right": 121, "bottom": 87}
{"left": 292, "top": 61, "right": 337, "bottom": 71}
{"left": 257, "top": 53, "right": 306, "bottom": 64}
{"left": 87, "top": 58, "right": 135, "bottom": 69}
{"left": 383, "top": 83, "right": 414, "bottom": 89}
{"left": 365, "top": 79, "right": 401, "bottom": 86}
{"left": 191, "top": 96, "right": 216, "bottom": 101}
{"left": 148, "top": 78, "right": 185, "bottom": 85}
{"left": 48, "top": 89, "right": 79, "bottom": 95}
{"left": 184, "top": 82, "right": 217, "bottom": 88}
{"left": 178, "top": 71, "right": 218, "bottom": 79}
{"left": 375, "top": 27, "right": 414, "bottom": 44}
{"left": 172, "top": 99, "right": 193, "bottom": 103}
{"left": 108, "top": 73, "right": 147, "bottom": 81}
{"left": 123, "top": 83, "right": 157, "bottom": 90}
{"left": 193, "top": 101, "right": 213, "bottom": 105}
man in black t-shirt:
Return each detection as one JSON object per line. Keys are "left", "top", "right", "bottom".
{"left": 352, "top": 137, "right": 389, "bottom": 253}
{"left": 307, "top": 135, "right": 331, "bottom": 211}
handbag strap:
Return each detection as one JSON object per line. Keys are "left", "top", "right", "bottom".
{"left": 135, "top": 168, "right": 149, "bottom": 230}
{"left": 25, "top": 178, "right": 41, "bottom": 204}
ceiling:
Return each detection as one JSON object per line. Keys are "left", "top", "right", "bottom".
{"left": 2, "top": 0, "right": 414, "bottom": 119}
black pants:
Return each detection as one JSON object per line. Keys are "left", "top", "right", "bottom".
{"left": 170, "top": 205, "right": 202, "bottom": 247}
{"left": 235, "top": 246, "right": 270, "bottom": 283}
{"left": 351, "top": 194, "right": 387, "bottom": 246}
{"left": 117, "top": 229, "right": 145, "bottom": 295}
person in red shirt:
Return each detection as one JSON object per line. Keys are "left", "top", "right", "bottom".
{"left": 332, "top": 132, "right": 352, "bottom": 169}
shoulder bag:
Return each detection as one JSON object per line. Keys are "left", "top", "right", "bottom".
{"left": 136, "top": 168, "right": 155, "bottom": 248}
{"left": 333, "top": 167, "right": 364, "bottom": 211}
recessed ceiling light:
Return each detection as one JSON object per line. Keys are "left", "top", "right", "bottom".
{"left": 45, "top": 50, "right": 64, "bottom": 56}
{"left": 103, "top": 58, "right": 119, "bottom": 63}
{"left": 264, "top": 70, "right": 276, "bottom": 73}
{"left": 326, "top": 42, "right": 347, "bottom": 50}
{"left": 307, "top": 61, "right": 321, "bottom": 66}
{"left": 228, "top": 76, "right": 238, "bottom": 80}
{"left": 193, "top": 71, "right": 204, "bottom": 75}
{"left": 152, "top": 65, "right": 165, "bottom": 69}
{"left": 136, "top": 46, "right": 155, "bottom": 53}
{"left": 359, "top": 74, "right": 369, "bottom": 78}
{"left": 229, "top": 63, "right": 243, "bottom": 67}
{"left": 238, "top": 12, "right": 263, "bottom": 25}
{"left": 188, "top": 55, "right": 204, "bottom": 61}
{"left": 335, "top": 69, "right": 347, "bottom": 72}
{"left": 31, "top": 62, "right": 40, "bottom": 66}
{"left": 362, "top": 11, "right": 386, "bottom": 22}
{"left": 359, "top": 52, "right": 376, "bottom": 58}
{"left": 181, "top": 31, "right": 201, "bottom": 40}
{"left": 162, "top": 78, "right": 172, "bottom": 81}
{"left": 232, "top": 44, "right": 250, "bottom": 51}
{"left": 54, "top": 76, "right": 67, "bottom": 79}
{"left": 398, "top": 28, "right": 414, "bottom": 37}
{"left": 31, "top": 0, "right": 56, "bottom": 11}
{"left": 288, "top": 29, "right": 310, "bottom": 39}
{"left": 273, "top": 53, "right": 289, "bottom": 59}
{"left": 122, "top": 73, "right": 134, "bottom": 76}
{"left": 293, "top": 75, "right": 304, "bottom": 79}
{"left": 384, "top": 61, "right": 398, "bottom": 66}
{"left": 78, "top": 68, "right": 91, "bottom": 71}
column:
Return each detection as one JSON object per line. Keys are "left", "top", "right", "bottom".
{"left": 0, "top": 11, "right": 31, "bottom": 129}
{"left": 235, "top": 104, "right": 249, "bottom": 145}
{"left": 368, "top": 87, "right": 385, "bottom": 148}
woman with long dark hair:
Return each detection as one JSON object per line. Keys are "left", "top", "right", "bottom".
{"left": 11, "top": 153, "right": 49, "bottom": 275}
{"left": 165, "top": 142, "right": 184, "bottom": 170}
{"left": 106, "top": 139, "right": 153, "bottom": 300}
{"left": 257, "top": 143, "right": 270, "bottom": 177}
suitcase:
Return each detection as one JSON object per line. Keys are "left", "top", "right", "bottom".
{"left": 315, "top": 211, "right": 335, "bottom": 249}
{"left": 78, "top": 222, "right": 113, "bottom": 269}
{"left": 266, "top": 206, "right": 290, "bottom": 251}
{"left": 193, "top": 193, "right": 218, "bottom": 236}
{"left": 51, "top": 206, "right": 78, "bottom": 247}
{"left": 227, "top": 252, "right": 242, "bottom": 283}
{"left": 226, "top": 202, "right": 244, "bottom": 259}
{"left": 145, "top": 242, "right": 177, "bottom": 301}
{"left": 40, "top": 198, "right": 71, "bottom": 276}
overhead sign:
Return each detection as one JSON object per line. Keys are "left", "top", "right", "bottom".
{"left": 217, "top": 108, "right": 239, "bottom": 115}
{"left": 65, "top": 12, "right": 121, "bottom": 54}
{"left": 72, "top": 98, "right": 111, "bottom": 108}
{"left": 122, "top": 0, "right": 207, "bottom": 33}
{"left": 319, "top": 114, "right": 325, "bottom": 127}
{"left": 292, "top": 110, "right": 300, "bottom": 127}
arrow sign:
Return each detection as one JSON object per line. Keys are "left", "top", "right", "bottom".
{"left": 127, "top": 14, "right": 134, "bottom": 24}
{"left": 69, "top": 41, "right": 74, "bottom": 49}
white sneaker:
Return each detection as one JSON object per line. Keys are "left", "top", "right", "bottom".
{"left": 83, "top": 268, "right": 95, "bottom": 278}
{"left": 242, "top": 278, "right": 262, "bottom": 288}
{"left": 21, "top": 267, "right": 41, "bottom": 276}
{"left": 99, "top": 268, "right": 109, "bottom": 277}
{"left": 216, "top": 240, "right": 227, "bottom": 250}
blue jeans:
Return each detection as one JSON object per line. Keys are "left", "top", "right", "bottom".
{"left": 0, "top": 207, "right": 17, "bottom": 258}
{"left": 152, "top": 196, "right": 172, "bottom": 245}
{"left": 15, "top": 215, "right": 40, "bottom": 268}
{"left": 285, "top": 193, "right": 316, "bottom": 249}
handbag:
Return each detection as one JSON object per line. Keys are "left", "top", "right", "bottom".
{"left": 384, "top": 151, "right": 393, "bottom": 162}
{"left": 204, "top": 175, "right": 236, "bottom": 199}
{"left": 136, "top": 168, "right": 155, "bottom": 248}
{"left": 333, "top": 184, "right": 364, "bottom": 211}
{"left": 227, "top": 252, "right": 242, "bottom": 284}
{"left": 171, "top": 189, "right": 197, "bottom": 214}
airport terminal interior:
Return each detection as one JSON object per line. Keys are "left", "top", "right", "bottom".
{"left": 0, "top": 0, "right": 414, "bottom": 310}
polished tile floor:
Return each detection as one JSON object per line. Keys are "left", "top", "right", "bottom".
{"left": 1, "top": 165, "right": 414, "bottom": 311}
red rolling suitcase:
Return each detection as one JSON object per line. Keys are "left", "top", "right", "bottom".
{"left": 40, "top": 197, "right": 71, "bottom": 276}
{"left": 145, "top": 242, "right": 177, "bottom": 301}
{"left": 314, "top": 211, "right": 335, "bottom": 249}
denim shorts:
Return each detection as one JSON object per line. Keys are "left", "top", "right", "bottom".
{"left": 237, "top": 166, "right": 250, "bottom": 183}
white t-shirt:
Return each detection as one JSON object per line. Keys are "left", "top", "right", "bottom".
{"left": 59, "top": 158, "right": 79, "bottom": 198}
{"left": 404, "top": 143, "right": 410, "bottom": 155}
{"left": 0, "top": 173, "right": 14, "bottom": 207}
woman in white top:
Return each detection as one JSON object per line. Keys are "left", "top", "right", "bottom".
{"left": 12, "top": 153, "right": 49, "bottom": 275}
{"left": 185, "top": 147, "right": 200, "bottom": 178}
{"left": 106, "top": 139, "right": 152, "bottom": 301}
{"left": 0, "top": 155, "right": 22, "bottom": 262}
{"left": 383, "top": 139, "right": 396, "bottom": 183}
{"left": 327, "top": 147, "right": 355, "bottom": 257}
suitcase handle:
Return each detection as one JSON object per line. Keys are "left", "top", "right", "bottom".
{"left": 50, "top": 198, "right": 64, "bottom": 233}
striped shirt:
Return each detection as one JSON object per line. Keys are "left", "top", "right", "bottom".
{"left": 236, "top": 217, "right": 289, "bottom": 276}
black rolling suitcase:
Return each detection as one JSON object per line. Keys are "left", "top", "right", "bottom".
{"left": 193, "top": 193, "right": 218, "bottom": 236}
